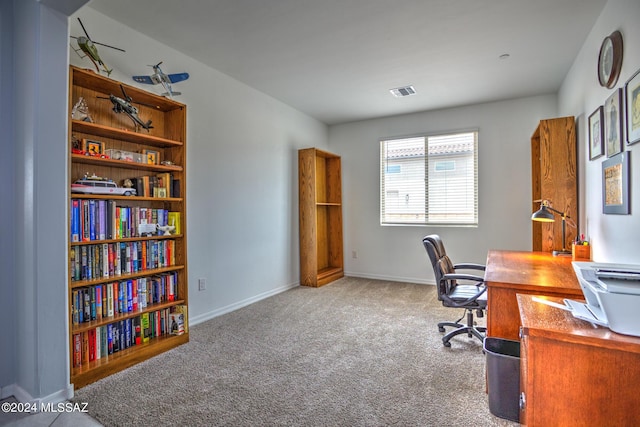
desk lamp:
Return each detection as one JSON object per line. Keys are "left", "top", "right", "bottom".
{"left": 531, "top": 200, "right": 572, "bottom": 256}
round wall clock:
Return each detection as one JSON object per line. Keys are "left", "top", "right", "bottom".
{"left": 598, "top": 30, "right": 623, "bottom": 89}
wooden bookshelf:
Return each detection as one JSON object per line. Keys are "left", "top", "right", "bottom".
{"left": 531, "top": 117, "right": 577, "bottom": 252}
{"left": 68, "top": 66, "right": 189, "bottom": 389}
{"left": 298, "top": 148, "right": 344, "bottom": 287}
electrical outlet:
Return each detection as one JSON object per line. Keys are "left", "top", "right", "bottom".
{"left": 352, "top": 250, "right": 358, "bottom": 259}
{"left": 198, "top": 278, "right": 206, "bottom": 291}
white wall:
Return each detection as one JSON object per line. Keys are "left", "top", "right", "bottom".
{"left": 70, "top": 7, "right": 329, "bottom": 324}
{"left": 329, "top": 95, "right": 557, "bottom": 284}
{"left": 0, "top": 0, "right": 17, "bottom": 394}
{"left": 559, "top": 0, "right": 639, "bottom": 264}
{"left": 1, "top": 0, "right": 78, "bottom": 403}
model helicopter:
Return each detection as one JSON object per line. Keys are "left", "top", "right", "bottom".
{"left": 99, "top": 85, "right": 154, "bottom": 131}
{"left": 71, "top": 18, "right": 124, "bottom": 76}
{"left": 132, "top": 62, "right": 189, "bottom": 98}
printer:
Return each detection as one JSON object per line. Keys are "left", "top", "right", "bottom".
{"left": 567, "top": 261, "right": 640, "bottom": 337}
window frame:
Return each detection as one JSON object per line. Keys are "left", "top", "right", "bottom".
{"left": 380, "top": 129, "right": 479, "bottom": 227}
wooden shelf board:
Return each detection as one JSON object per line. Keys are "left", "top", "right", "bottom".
{"left": 71, "top": 333, "right": 189, "bottom": 389}
{"left": 71, "top": 234, "right": 183, "bottom": 246}
{"left": 70, "top": 193, "right": 182, "bottom": 203}
{"left": 70, "top": 265, "right": 185, "bottom": 289}
{"left": 317, "top": 267, "right": 344, "bottom": 286}
{"left": 71, "top": 154, "right": 183, "bottom": 172}
{"left": 71, "top": 299, "right": 187, "bottom": 334}
{"left": 72, "top": 120, "right": 183, "bottom": 148}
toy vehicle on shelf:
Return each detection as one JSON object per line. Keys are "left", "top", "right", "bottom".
{"left": 71, "top": 174, "right": 136, "bottom": 196}
{"left": 72, "top": 148, "right": 110, "bottom": 159}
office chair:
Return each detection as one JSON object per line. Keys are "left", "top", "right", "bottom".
{"left": 422, "top": 234, "right": 487, "bottom": 347}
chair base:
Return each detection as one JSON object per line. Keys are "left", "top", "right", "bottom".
{"left": 438, "top": 309, "right": 486, "bottom": 347}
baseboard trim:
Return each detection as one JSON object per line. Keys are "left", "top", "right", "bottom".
{"left": 344, "top": 271, "right": 435, "bottom": 286}
{"left": 1, "top": 382, "right": 73, "bottom": 411}
{"left": 189, "top": 281, "right": 299, "bottom": 326}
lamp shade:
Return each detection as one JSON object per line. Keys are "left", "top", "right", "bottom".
{"left": 531, "top": 205, "right": 555, "bottom": 222}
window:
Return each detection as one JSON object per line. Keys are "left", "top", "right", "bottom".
{"left": 380, "top": 131, "right": 478, "bottom": 226}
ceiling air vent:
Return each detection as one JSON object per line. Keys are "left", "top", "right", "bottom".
{"left": 390, "top": 85, "right": 416, "bottom": 97}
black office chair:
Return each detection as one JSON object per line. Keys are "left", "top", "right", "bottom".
{"left": 422, "top": 234, "right": 487, "bottom": 347}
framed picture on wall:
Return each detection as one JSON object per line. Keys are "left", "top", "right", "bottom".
{"left": 588, "top": 106, "right": 604, "bottom": 160}
{"left": 604, "top": 88, "right": 623, "bottom": 157}
{"left": 602, "top": 152, "right": 629, "bottom": 214}
{"left": 625, "top": 68, "right": 640, "bottom": 145}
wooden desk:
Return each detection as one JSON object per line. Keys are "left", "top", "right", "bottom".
{"left": 485, "top": 250, "right": 582, "bottom": 340}
{"left": 518, "top": 294, "right": 640, "bottom": 426}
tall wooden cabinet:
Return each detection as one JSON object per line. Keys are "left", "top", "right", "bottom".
{"left": 531, "top": 116, "right": 577, "bottom": 252}
{"left": 298, "top": 148, "right": 343, "bottom": 287}
{"left": 68, "top": 66, "right": 188, "bottom": 389}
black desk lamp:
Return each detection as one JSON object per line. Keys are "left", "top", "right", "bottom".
{"left": 531, "top": 200, "right": 572, "bottom": 256}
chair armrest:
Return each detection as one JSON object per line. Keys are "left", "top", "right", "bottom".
{"left": 453, "top": 263, "right": 486, "bottom": 271}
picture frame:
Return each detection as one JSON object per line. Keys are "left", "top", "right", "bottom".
{"left": 588, "top": 106, "right": 604, "bottom": 160}
{"left": 602, "top": 152, "right": 629, "bottom": 214}
{"left": 142, "top": 149, "right": 159, "bottom": 165}
{"left": 82, "top": 138, "right": 104, "bottom": 155}
{"left": 625, "top": 68, "right": 640, "bottom": 145}
{"left": 604, "top": 88, "right": 623, "bottom": 157}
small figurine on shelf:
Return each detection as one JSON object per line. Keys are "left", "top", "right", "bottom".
{"left": 71, "top": 97, "right": 93, "bottom": 122}
{"left": 156, "top": 224, "right": 175, "bottom": 235}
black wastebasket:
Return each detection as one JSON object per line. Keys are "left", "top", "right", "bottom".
{"left": 483, "top": 337, "right": 521, "bottom": 422}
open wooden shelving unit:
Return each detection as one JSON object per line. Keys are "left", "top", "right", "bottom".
{"left": 68, "top": 66, "right": 189, "bottom": 389}
{"left": 298, "top": 148, "right": 344, "bottom": 287}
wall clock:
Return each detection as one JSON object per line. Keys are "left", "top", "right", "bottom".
{"left": 598, "top": 30, "right": 623, "bottom": 89}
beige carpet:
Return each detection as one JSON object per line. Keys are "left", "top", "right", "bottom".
{"left": 73, "top": 277, "right": 518, "bottom": 426}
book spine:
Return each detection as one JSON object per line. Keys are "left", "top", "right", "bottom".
{"left": 107, "top": 283, "right": 114, "bottom": 317}
{"left": 71, "top": 199, "right": 80, "bottom": 242}
{"left": 73, "top": 333, "right": 82, "bottom": 367}
{"left": 82, "top": 200, "right": 90, "bottom": 242}
{"left": 98, "top": 200, "right": 106, "bottom": 240}
{"left": 95, "top": 326, "right": 101, "bottom": 360}
{"left": 95, "top": 285, "right": 102, "bottom": 321}
{"left": 89, "top": 199, "right": 96, "bottom": 241}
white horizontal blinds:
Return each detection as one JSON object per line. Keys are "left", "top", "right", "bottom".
{"left": 426, "top": 132, "right": 477, "bottom": 224}
{"left": 380, "top": 136, "right": 426, "bottom": 224}
{"left": 380, "top": 131, "right": 478, "bottom": 225}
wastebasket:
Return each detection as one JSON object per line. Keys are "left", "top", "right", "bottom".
{"left": 484, "top": 337, "right": 521, "bottom": 422}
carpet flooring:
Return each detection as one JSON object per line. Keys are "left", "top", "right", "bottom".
{"left": 73, "top": 277, "right": 518, "bottom": 426}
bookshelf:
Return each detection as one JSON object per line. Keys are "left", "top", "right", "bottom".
{"left": 298, "top": 148, "right": 343, "bottom": 287}
{"left": 531, "top": 116, "right": 577, "bottom": 252}
{"left": 68, "top": 66, "right": 189, "bottom": 389}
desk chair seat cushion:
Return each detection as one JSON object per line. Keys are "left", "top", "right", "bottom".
{"left": 448, "top": 284, "right": 487, "bottom": 307}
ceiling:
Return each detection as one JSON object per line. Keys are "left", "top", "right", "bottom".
{"left": 86, "top": 0, "right": 607, "bottom": 125}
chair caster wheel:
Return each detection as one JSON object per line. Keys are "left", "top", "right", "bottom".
{"left": 438, "top": 326, "right": 445, "bottom": 333}
{"left": 443, "top": 340, "right": 451, "bottom": 347}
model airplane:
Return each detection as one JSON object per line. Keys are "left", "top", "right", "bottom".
{"left": 71, "top": 18, "right": 125, "bottom": 76}
{"left": 133, "top": 62, "right": 189, "bottom": 98}
{"left": 99, "top": 85, "right": 154, "bottom": 131}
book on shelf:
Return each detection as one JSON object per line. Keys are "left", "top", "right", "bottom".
{"left": 172, "top": 304, "right": 188, "bottom": 333}
{"left": 168, "top": 212, "right": 181, "bottom": 235}
{"left": 169, "top": 312, "right": 184, "bottom": 335}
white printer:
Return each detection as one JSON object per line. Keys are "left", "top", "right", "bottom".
{"left": 567, "top": 261, "right": 640, "bottom": 337}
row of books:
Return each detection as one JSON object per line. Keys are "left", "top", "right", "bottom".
{"left": 70, "top": 198, "right": 177, "bottom": 242}
{"left": 70, "top": 240, "right": 176, "bottom": 282}
{"left": 130, "top": 174, "right": 180, "bottom": 198}
{"left": 71, "top": 273, "right": 179, "bottom": 325}
{"left": 72, "top": 305, "right": 187, "bottom": 367}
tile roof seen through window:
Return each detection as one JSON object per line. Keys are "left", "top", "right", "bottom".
{"left": 385, "top": 141, "right": 474, "bottom": 159}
